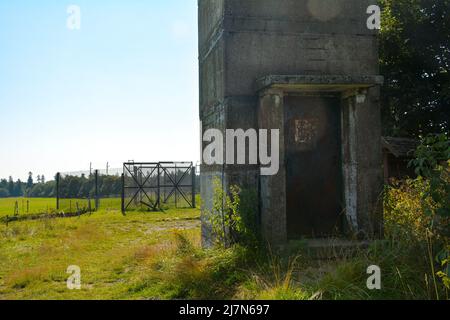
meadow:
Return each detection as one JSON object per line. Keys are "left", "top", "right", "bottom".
{"left": 0, "top": 188, "right": 447, "bottom": 300}
{"left": 0, "top": 197, "right": 125, "bottom": 219}
{"left": 0, "top": 198, "right": 58, "bottom": 218}
{"left": 0, "top": 207, "right": 201, "bottom": 299}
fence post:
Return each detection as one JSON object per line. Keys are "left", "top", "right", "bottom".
{"left": 157, "top": 164, "right": 161, "bottom": 210}
{"left": 133, "top": 166, "right": 139, "bottom": 207}
{"left": 56, "top": 172, "right": 60, "bottom": 211}
{"left": 191, "top": 163, "right": 196, "bottom": 208}
{"left": 76, "top": 202, "right": 80, "bottom": 217}
{"left": 121, "top": 173, "right": 125, "bottom": 214}
{"left": 95, "top": 169, "right": 99, "bottom": 211}
{"left": 175, "top": 163, "right": 177, "bottom": 208}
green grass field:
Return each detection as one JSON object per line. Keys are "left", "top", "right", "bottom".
{"left": 0, "top": 197, "right": 446, "bottom": 300}
{"left": 0, "top": 207, "right": 201, "bottom": 299}
{"left": 0, "top": 198, "right": 58, "bottom": 218}
{"left": 0, "top": 197, "right": 126, "bottom": 219}
{"left": 0, "top": 197, "right": 197, "bottom": 219}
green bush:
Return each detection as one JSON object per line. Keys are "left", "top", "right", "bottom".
{"left": 384, "top": 178, "right": 433, "bottom": 241}
{"left": 410, "top": 134, "right": 450, "bottom": 221}
{"left": 383, "top": 133, "right": 450, "bottom": 297}
{"left": 206, "top": 178, "right": 258, "bottom": 248}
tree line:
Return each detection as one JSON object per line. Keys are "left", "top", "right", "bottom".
{"left": 0, "top": 173, "right": 122, "bottom": 199}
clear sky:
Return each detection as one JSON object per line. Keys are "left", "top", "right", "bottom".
{"left": 0, "top": 0, "right": 200, "bottom": 181}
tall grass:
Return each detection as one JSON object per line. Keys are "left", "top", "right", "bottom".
{"left": 0, "top": 178, "right": 448, "bottom": 300}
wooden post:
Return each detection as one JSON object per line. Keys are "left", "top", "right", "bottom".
{"left": 56, "top": 172, "right": 60, "bottom": 211}
{"left": 121, "top": 173, "right": 125, "bottom": 215}
{"left": 95, "top": 170, "right": 99, "bottom": 211}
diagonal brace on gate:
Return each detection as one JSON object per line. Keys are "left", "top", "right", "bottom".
{"left": 122, "top": 162, "right": 196, "bottom": 213}
{"left": 124, "top": 164, "right": 158, "bottom": 211}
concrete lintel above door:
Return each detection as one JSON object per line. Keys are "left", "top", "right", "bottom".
{"left": 256, "top": 75, "right": 384, "bottom": 94}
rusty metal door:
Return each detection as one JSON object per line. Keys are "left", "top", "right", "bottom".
{"left": 285, "top": 96, "right": 342, "bottom": 239}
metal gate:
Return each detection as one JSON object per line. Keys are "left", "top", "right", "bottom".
{"left": 122, "top": 162, "right": 196, "bottom": 213}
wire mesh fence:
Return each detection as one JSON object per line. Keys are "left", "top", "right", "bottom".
{"left": 1, "top": 162, "right": 199, "bottom": 224}
{"left": 57, "top": 168, "right": 122, "bottom": 213}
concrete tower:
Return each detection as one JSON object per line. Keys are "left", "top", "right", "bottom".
{"left": 199, "top": 0, "right": 384, "bottom": 246}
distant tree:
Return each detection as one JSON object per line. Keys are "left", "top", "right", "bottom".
{"left": 100, "top": 176, "right": 114, "bottom": 196}
{"left": 29, "top": 184, "right": 45, "bottom": 198}
{"left": 27, "top": 172, "right": 33, "bottom": 189}
{"left": 14, "top": 179, "right": 23, "bottom": 197}
{"left": 37, "top": 175, "right": 41, "bottom": 184}
{"left": 8, "top": 177, "right": 14, "bottom": 195}
{"left": 78, "top": 175, "right": 93, "bottom": 198}
{"left": 29, "top": 179, "right": 56, "bottom": 198}
{"left": 0, "top": 178, "right": 7, "bottom": 190}
{"left": 0, "top": 188, "right": 9, "bottom": 198}
{"left": 45, "top": 180, "right": 56, "bottom": 197}
{"left": 10, "top": 173, "right": 123, "bottom": 199}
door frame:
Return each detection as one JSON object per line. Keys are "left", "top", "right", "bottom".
{"left": 256, "top": 74, "right": 384, "bottom": 245}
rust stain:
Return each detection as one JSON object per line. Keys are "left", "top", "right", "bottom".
{"left": 294, "top": 118, "right": 319, "bottom": 144}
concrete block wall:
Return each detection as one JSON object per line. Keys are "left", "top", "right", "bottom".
{"left": 199, "top": 0, "right": 382, "bottom": 245}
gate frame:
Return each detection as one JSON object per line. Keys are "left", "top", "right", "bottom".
{"left": 121, "top": 162, "right": 196, "bottom": 214}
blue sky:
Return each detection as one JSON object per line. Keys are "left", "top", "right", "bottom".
{"left": 0, "top": 0, "right": 199, "bottom": 181}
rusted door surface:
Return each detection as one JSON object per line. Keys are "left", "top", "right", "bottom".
{"left": 284, "top": 96, "right": 342, "bottom": 239}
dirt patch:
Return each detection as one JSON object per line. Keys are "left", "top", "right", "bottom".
{"left": 143, "top": 219, "right": 200, "bottom": 234}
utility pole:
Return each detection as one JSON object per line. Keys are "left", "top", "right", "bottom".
{"left": 106, "top": 162, "right": 109, "bottom": 175}
{"left": 89, "top": 162, "right": 92, "bottom": 176}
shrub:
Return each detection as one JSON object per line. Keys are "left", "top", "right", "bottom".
{"left": 206, "top": 178, "right": 258, "bottom": 248}
{"left": 384, "top": 178, "right": 433, "bottom": 241}
{"left": 410, "top": 134, "right": 450, "bottom": 221}
{"left": 384, "top": 133, "right": 450, "bottom": 298}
